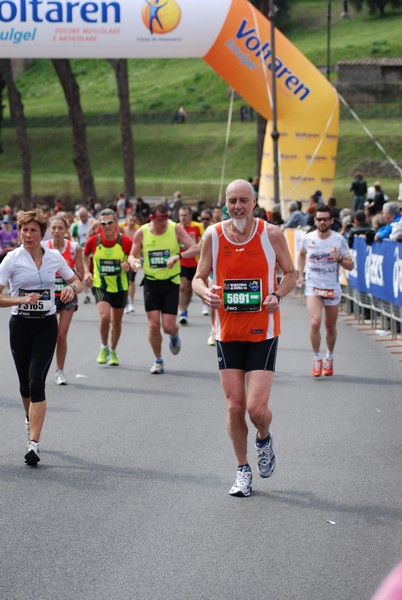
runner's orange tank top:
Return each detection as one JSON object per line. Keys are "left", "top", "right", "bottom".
{"left": 212, "top": 219, "right": 280, "bottom": 342}
{"left": 48, "top": 239, "right": 75, "bottom": 268}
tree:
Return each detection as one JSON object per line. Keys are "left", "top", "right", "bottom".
{"left": 249, "top": 0, "right": 293, "bottom": 32}
{"left": 350, "top": 0, "right": 402, "bottom": 16}
{"left": 0, "top": 69, "right": 5, "bottom": 156}
{"left": 52, "top": 59, "right": 97, "bottom": 202}
{"left": 249, "top": 0, "right": 296, "bottom": 177}
{"left": 108, "top": 59, "right": 135, "bottom": 198}
{"left": 0, "top": 59, "right": 31, "bottom": 210}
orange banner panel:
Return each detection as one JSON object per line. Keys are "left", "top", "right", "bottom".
{"left": 203, "top": 0, "right": 339, "bottom": 211}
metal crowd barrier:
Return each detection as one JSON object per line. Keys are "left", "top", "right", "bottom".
{"left": 341, "top": 285, "right": 402, "bottom": 339}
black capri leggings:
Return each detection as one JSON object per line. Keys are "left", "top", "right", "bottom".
{"left": 9, "top": 315, "right": 58, "bottom": 403}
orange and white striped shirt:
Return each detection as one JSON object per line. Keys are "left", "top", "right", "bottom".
{"left": 212, "top": 219, "right": 280, "bottom": 342}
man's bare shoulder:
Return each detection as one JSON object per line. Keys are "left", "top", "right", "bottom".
{"left": 204, "top": 225, "right": 215, "bottom": 237}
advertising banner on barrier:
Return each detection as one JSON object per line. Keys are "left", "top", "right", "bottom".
{"left": 348, "top": 238, "right": 402, "bottom": 307}
{"left": 284, "top": 230, "right": 402, "bottom": 306}
{"left": 0, "top": 0, "right": 339, "bottom": 212}
{"left": 284, "top": 227, "right": 305, "bottom": 266}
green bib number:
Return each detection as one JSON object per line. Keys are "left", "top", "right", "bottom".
{"left": 99, "top": 259, "right": 122, "bottom": 276}
{"left": 223, "top": 279, "right": 262, "bottom": 312}
{"left": 54, "top": 276, "right": 66, "bottom": 293}
{"left": 148, "top": 249, "right": 170, "bottom": 269}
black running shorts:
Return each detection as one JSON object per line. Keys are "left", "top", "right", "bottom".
{"left": 180, "top": 266, "right": 197, "bottom": 282}
{"left": 216, "top": 337, "right": 278, "bottom": 372}
{"left": 93, "top": 288, "right": 128, "bottom": 309}
{"left": 142, "top": 277, "right": 179, "bottom": 315}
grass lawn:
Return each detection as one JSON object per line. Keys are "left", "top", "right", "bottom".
{"left": 1, "top": 0, "right": 401, "bottom": 207}
{"left": 1, "top": 118, "right": 401, "bottom": 208}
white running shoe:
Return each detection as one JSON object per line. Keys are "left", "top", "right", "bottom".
{"left": 55, "top": 369, "right": 67, "bottom": 385}
{"left": 125, "top": 302, "right": 135, "bottom": 314}
{"left": 25, "top": 441, "right": 40, "bottom": 466}
{"left": 229, "top": 466, "right": 252, "bottom": 497}
{"left": 150, "top": 359, "right": 164, "bottom": 374}
{"left": 202, "top": 305, "right": 210, "bottom": 316}
{"left": 255, "top": 433, "right": 276, "bottom": 478}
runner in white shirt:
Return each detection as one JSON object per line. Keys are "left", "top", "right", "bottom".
{"left": 0, "top": 209, "right": 82, "bottom": 466}
{"left": 297, "top": 205, "right": 353, "bottom": 377}
{"left": 70, "top": 207, "right": 94, "bottom": 303}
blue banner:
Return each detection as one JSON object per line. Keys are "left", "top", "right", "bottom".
{"left": 347, "top": 238, "right": 402, "bottom": 306}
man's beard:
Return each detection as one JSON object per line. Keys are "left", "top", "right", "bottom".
{"left": 319, "top": 224, "right": 331, "bottom": 233}
{"left": 232, "top": 218, "right": 247, "bottom": 233}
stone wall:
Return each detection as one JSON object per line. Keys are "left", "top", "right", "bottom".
{"left": 335, "top": 58, "right": 402, "bottom": 103}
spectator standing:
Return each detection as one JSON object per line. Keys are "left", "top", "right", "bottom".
{"left": 267, "top": 203, "right": 284, "bottom": 227}
{"left": 313, "top": 190, "right": 324, "bottom": 205}
{"left": 0, "top": 215, "right": 19, "bottom": 262}
{"left": 240, "top": 105, "right": 248, "bottom": 122}
{"left": 135, "top": 197, "right": 151, "bottom": 224}
{"left": 327, "top": 198, "right": 342, "bottom": 232}
{"left": 251, "top": 176, "right": 259, "bottom": 199}
{"left": 170, "top": 191, "right": 183, "bottom": 223}
{"left": 281, "top": 201, "right": 307, "bottom": 231}
{"left": 116, "top": 193, "right": 128, "bottom": 222}
{"left": 178, "top": 106, "right": 187, "bottom": 123}
{"left": 347, "top": 210, "right": 372, "bottom": 248}
{"left": 327, "top": 196, "right": 341, "bottom": 220}
{"left": 374, "top": 202, "right": 402, "bottom": 242}
{"left": 305, "top": 195, "right": 321, "bottom": 231}
{"left": 367, "top": 181, "right": 386, "bottom": 218}
{"left": 350, "top": 171, "right": 367, "bottom": 213}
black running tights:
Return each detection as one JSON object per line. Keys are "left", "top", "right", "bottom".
{"left": 9, "top": 315, "right": 58, "bottom": 403}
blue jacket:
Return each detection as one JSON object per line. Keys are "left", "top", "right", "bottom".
{"left": 376, "top": 214, "right": 401, "bottom": 241}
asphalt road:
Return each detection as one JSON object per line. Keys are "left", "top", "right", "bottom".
{"left": 0, "top": 290, "right": 401, "bottom": 600}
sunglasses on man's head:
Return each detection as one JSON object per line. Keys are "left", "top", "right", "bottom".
{"left": 100, "top": 220, "right": 115, "bottom": 226}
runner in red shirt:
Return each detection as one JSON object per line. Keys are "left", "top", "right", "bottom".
{"left": 177, "top": 206, "right": 203, "bottom": 325}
